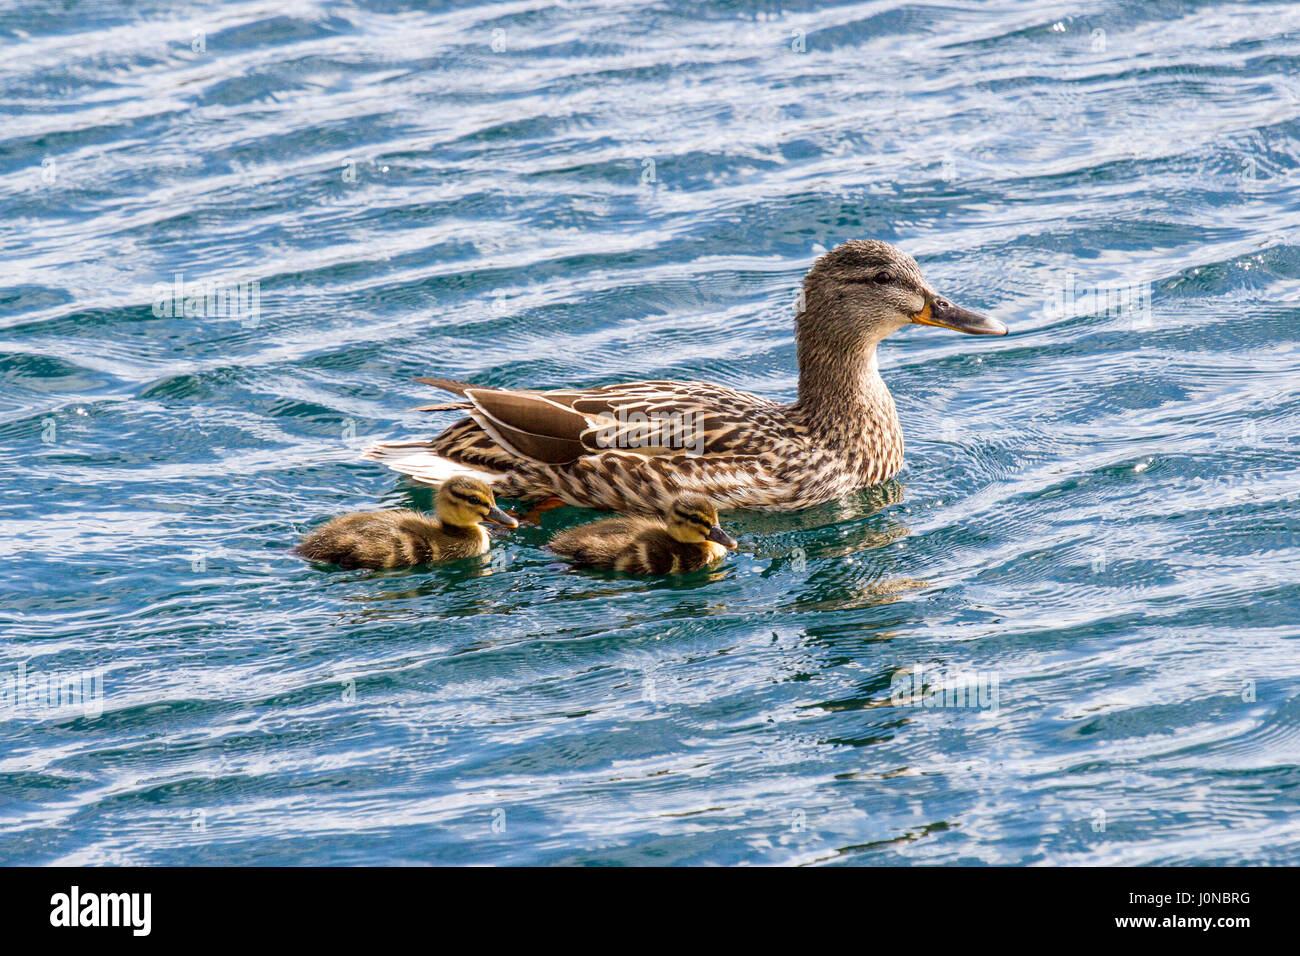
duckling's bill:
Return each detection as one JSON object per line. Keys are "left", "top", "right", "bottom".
{"left": 912, "top": 296, "right": 1008, "bottom": 336}
{"left": 707, "top": 525, "right": 737, "bottom": 549}
{"left": 485, "top": 504, "right": 519, "bottom": 528}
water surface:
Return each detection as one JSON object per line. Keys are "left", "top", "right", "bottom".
{"left": 2, "top": 0, "right": 1299, "bottom": 865}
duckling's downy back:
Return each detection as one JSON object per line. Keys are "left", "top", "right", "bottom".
{"left": 549, "top": 516, "right": 659, "bottom": 567}
{"left": 548, "top": 500, "right": 734, "bottom": 575}
{"left": 296, "top": 477, "right": 513, "bottom": 570}
{"left": 296, "top": 509, "right": 488, "bottom": 569}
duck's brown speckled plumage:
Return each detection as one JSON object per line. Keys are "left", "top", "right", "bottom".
{"left": 364, "top": 240, "right": 1006, "bottom": 514}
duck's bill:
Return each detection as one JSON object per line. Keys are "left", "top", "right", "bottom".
{"left": 707, "top": 525, "right": 738, "bottom": 549}
{"left": 486, "top": 505, "right": 519, "bottom": 528}
{"left": 913, "top": 297, "right": 1008, "bottom": 335}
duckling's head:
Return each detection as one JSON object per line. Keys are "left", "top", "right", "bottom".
{"left": 666, "top": 494, "right": 737, "bottom": 548}
{"left": 800, "top": 240, "right": 1007, "bottom": 354}
{"left": 436, "top": 477, "right": 518, "bottom": 529}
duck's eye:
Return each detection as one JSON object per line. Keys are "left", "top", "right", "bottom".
{"left": 873, "top": 271, "right": 893, "bottom": 284}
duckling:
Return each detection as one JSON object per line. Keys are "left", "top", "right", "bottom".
{"left": 295, "top": 476, "right": 517, "bottom": 569}
{"left": 548, "top": 494, "right": 737, "bottom": 575}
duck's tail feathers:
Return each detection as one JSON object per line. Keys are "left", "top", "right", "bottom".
{"left": 414, "top": 376, "right": 477, "bottom": 397}
{"left": 410, "top": 378, "right": 477, "bottom": 412}
{"left": 363, "top": 440, "right": 502, "bottom": 487}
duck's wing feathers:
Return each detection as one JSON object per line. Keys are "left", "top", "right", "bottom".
{"left": 419, "top": 378, "right": 789, "bottom": 465}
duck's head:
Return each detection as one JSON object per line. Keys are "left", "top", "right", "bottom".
{"left": 666, "top": 494, "right": 737, "bottom": 548}
{"left": 436, "top": 477, "right": 518, "bottom": 529}
{"left": 801, "top": 240, "right": 1007, "bottom": 350}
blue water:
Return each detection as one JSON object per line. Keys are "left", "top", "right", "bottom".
{"left": 3, "top": 0, "right": 1299, "bottom": 866}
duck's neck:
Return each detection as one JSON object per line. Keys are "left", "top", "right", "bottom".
{"left": 437, "top": 520, "right": 476, "bottom": 538}
{"left": 793, "top": 339, "right": 900, "bottom": 451}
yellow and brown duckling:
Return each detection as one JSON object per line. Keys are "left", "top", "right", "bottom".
{"left": 548, "top": 494, "right": 737, "bottom": 575}
{"left": 295, "top": 476, "right": 517, "bottom": 569}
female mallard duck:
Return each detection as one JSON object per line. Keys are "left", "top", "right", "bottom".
{"left": 549, "top": 494, "right": 737, "bottom": 574}
{"left": 365, "top": 240, "right": 1006, "bottom": 515}
{"left": 295, "top": 476, "right": 517, "bottom": 569}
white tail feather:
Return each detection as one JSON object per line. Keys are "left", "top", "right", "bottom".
{"left": 363, "top": 441, "right": 501, "bottom": 487}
